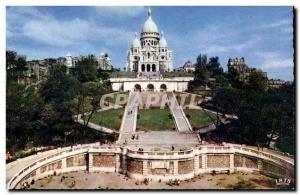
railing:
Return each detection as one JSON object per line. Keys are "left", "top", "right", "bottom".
{"left": 7, "top": 142, "right": 294, "bottom": 189}
{"left": 7, "top": 143, "right": 102, "bottom": 189}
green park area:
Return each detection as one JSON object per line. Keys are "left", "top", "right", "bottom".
{"left": 174, "top": 92, "right": 203, "bottom": 105}
{"left": 108, "top": 71, "right": 137, "bottom": 78}
{"left": 162, "top": 72, "right": 194, "bottom": 77}
{"left": 137, "top": 109, "right": 176, "bottom": 131}
{"left": 184, "top": 109, "right": 217, "bottom": 128}
{"left": 104, "top": 92, "right": 129, "bottom": 105}
{"left": 88, "top": 108, "right": 124, "bottom": 130}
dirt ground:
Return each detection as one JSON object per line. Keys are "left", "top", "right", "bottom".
{"left": 25, "top": 171, "right": 292, "bottom": 190}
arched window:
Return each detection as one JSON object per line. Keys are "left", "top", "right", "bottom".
{"left": 147, "top": 64, "right": 151, "bottom": 72}
{"left": 147, "top": 53, "right": 150, "bottom": 59}
{"left": 141, "top": 64, "right": 145, "bottom": 72}
{"left": 152, "top": 64, "right": 156, "bottom": 72}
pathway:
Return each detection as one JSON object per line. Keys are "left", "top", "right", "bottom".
{"left": 117, "top": 92, "right": 139, "bottom": 143}
{"left": 168, "top": 93, "right": 193, "bottom": 132}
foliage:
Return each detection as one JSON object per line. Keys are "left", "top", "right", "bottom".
{"left": 6, "top": 51, "right": 113, "bottom": 154}
{"left": 72, "top": 55, "right": 98, "bottom": 82}
{"left": 208, "top": 76, "right": 295, "bottom": 153}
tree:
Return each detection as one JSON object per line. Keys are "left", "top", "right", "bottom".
{"left": 38, "top": 65, "right": 78, "bottom": 145}
{"left": 6, "top": 50, "right": 17, "bottom": 69}
{"left": 194, "top": 54, "right": 209, "bottom": 82}
{"left": 207, "top": 56, "right": 223, "bottom": 76}
{"left": 75, "top": 81, "right": 106, "bottom": 137}
{"left": 6, "top": 50, "right": 28, "bottom": 82}
{"left": 245, "top": 71, "right": 268, "bottom": 91}
{"left": 6, "top": 81, "right": 41, "bottom": 151}
{"left": 73, "top": 55, "right": 98, "bottom": 82}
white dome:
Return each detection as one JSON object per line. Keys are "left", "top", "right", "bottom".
{"left": 142, "top": 8, "right": 158, "bottom": 33}
{"left": 159, "top": 32, "right": 168, "bottom": 47}
{"left": 132, "top": 32, "right": 141, "bottom": 47}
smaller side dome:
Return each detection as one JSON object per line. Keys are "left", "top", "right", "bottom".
{"left": 132, "top": 32, "right": 141, "bottom": 48}
{"left": 159, "top": 31, "right": 168, "bottom": 47}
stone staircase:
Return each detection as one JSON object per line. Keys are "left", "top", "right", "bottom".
{"left": 168, "top": 92, "right": 193, "bottom": 132}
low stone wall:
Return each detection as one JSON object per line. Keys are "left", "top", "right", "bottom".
{"left": 127, "top": 158, "right": 143, "bottom": 174}
{"left": 67, "top": 155, "right": 86, "bottom": 167}
{"left": 40, "top": 160, "right": 62, "bottom": 173}
{"left": 234, "top": 155, "right": 258, "bottom": 168}
{"left": 93, "top": 154, "right": 116, "bottom": 167}
{"left": 178, "top": 159, "right": 194, "bottom": 174}
{"left": 7, "top": 143, "right": 295, "bottom": 189}
{"left": 207, "top": 155, "right": 230, "bottom": 168}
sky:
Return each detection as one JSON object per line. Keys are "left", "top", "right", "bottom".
{"left": 6, "top": 6, "right": 294, "bottom": 81}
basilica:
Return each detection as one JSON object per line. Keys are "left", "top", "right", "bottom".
{"left": 126, "top": 8, "right": 173, "bottom": 75}
{"left": 110, "top": 8, "right": 193, "bottom": 92}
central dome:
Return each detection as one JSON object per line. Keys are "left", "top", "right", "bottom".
{"left": 142, "top": 8, "right": 158, "bottom": 33}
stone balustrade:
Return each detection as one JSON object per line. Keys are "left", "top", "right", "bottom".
{"left": 7, "top": 143, "right": 294, "bottom": 189}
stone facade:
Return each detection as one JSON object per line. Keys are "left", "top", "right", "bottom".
{"left": 178, "top": 159, "right": 194, "bottom": 174}
{"left": 110, "top": 77, "right": 193, "bottom": 92}
{"left": 127, "top": 158, "right": 143, "bottom": 174}
{"left": 234, "top": 155, "right": 258, "bottom": 168}
{"left": 227, "top": 57, "right": 268, "bottom": 83}
{"left": 66, "top": 155, "right": 87, "bottom": 167}
{"left": 148, "top": 160, "right": 174, "bottom": 175}
{"left": 262, "top": 161, "right": 287, "bottom": 176}
{"left": 93, "top": 154, "right": 115, "bottom": 167}
{"left": 199, "top": 156, "right": 202, "bottom": 169}
{"left": 8, "top": 143, "right": 294, "bottom": 189}
{"left": 207, "top": 155, "right": 230, "bottom": 168}
{"left": 40, "top": 160, "right": 62, "bottom": 173}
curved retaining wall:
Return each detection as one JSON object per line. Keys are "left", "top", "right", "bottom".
{"left": 7, "top": 143, "right": 294, "bottom": 189}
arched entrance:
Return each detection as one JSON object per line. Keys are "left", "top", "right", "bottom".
{"left": 147, "top": 83, "right": 155, "bottom": 91}
{"left": 152, "top": 64, "right": 156, "bottom": 72}
{"left": 160, "top": 83, "right": 167, "bottom": 91}
{"left": 134, "top": 84, "right": 142, "bottom": 91}
{"left": 147, "top": 64, "right": 151, "bottom": 72}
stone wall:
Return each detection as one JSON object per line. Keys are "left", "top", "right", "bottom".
{"left": 207, "top": 155, "right": 230, "bottom": 168}
{"left": 262, "top": 161, "right": 286, "bottom": 176}
{"left": 66, "top": 155, "right": 86, "bottom": 167}
{"left": 127, "top": 158, "right": 143, "bottom": 174}
{"left": 110, "top": 78, "right": 193, "bottom": 92}
{"left": 40, "top": 160, "right": 62, "bottom": 173}
{"left": 178, "top": 159, "right": 194, "bottom": 174}
{"left": 199, "top": 156, "right": 202, "bottom": 169}
{"left": 93, "top": 154, "right": 115, "bottom": 167}
{"left": 147, "top": 160, "right": 174, "bottom": 175}
{"left": 234, "top": 155, "right": 258, "bottom": 168}
{"left": 7, "top": 144, "right": 295, "bottom": 189}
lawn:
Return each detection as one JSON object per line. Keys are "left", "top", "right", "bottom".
{"left": 184, "top": 109, "right": 217, "bottom": 128}
{"left": 88, "top": 108, "right": 124, "bottom": 130}
{"left": 137, "top": 109, "right": 176, "bottom": 131}
{"left": 108, "top": 71, "right": 137, "bottom": 78}
{"left": 174, "top": 92, "right": 203, "bottom": 105}
{"left": 162, "top": 72, "right": 194, "bottom": 78}
{"left": 102, "top": 92, "right": 129, "bottom": 106}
